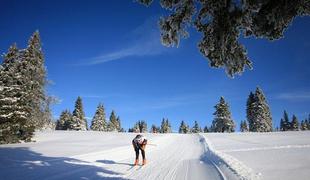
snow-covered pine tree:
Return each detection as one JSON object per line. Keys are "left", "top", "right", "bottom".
{"left": 150, "top": 124, "right": 160, "bottom": 133}
{"left": 108, "top": 110, "right": 119, "bottom": 132}
{"left": 90, "top": 103, "right": 106, "bottom": 131}
{"left": 116, "top": 116, "right": 122, "bottom": 132}
{"left": 305, "top": 119, "right": 310, "bottom": 130}
{"left": 71, "top": 96, "right": 87, "bottom": 131}
{"left": 211, "top": 97, "right": 235, "bottom": 133}
{"left": 209, "top": 124, "right": 215, "bottom": 132}
{"left": 246, "top": 92, "right": 255, "bottom": 132}
{"left": 300, "top": 120, "right": 307, "bottom": 130}
{"left": 290, "top": 115, "right": 299, "bottom": 131}
{"left": 131, "top": 120, "right": 148, "bottom": 133}
{"left": 160, "top": 118, "right": 172, "bottom": 133}
{"left": 280, "top": 118, "right": 284, "bottom": 131}
{"left": 179, "top": 120, "right": 189, "bottom": 134}
{"left": 185, "top": 121, "right": 190, "bottom": 133}
{"left": 128, "top": 128, "right": 134, "bottom": 133}
{"left": 0, "top": 44, "right": 33, "bottom": 143}
{"left": 191, "top": 121, "right": 201, "bottom": 133}
{"left": 160, "top": 118, "right": 166, "bottom": 133}
{"left": 138, "top": 120, "right": 148, "bottom": 133}
{"left": 247, "top": 87, "right": 272, "bottom": 132}
{"left": 282, "top": 110, "right": 291, "bottom": 131}
{"left": 240, "top": 120, "right": 249, "bottom": 132}
{"left": 22, "top": 31, "right": 50, "bottom": 130}
{"left": 132, "top": 122, "right": 140, "bottom": 133}
{"left": 203, "top": 126, "right": 209, "bottom": 133}
{"left": 56, "top": 110, "right": 72, "bottom": 130}
{"left": 166, "top": 119, "right": 172, "bottom": 133}
{"left": 240, "top": 120, "right": 244, "bottom": 132}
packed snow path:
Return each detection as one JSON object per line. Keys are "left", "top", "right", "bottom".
{"left": 0, "top": 131, "right": 227, "bottom": 180}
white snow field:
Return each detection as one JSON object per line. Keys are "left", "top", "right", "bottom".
{"left": 202, "top": 131, "right": 310, "bottom": 180}
{"left": 0, "top": 131, "right": 309, "bottom": 180}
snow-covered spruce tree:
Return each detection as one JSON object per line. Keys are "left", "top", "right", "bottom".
{"left": 246, "top": 92, "right": 255, "bottom": 131}
{"left": 136, "top": 0, "right": 309, "bottom": 77}
{"left": 240, "top": 120, "right": 249, "bottom": 132}
{"left": 71, "top": 96, "right": 87, "bottom": 131}
{"left": 108, "top": 110, "right": 119, "bottom": 132}
{"left": 166, "top": 119, "right": 172, "bottom": 133}
{"left": 178, "top": 121, "right": 184, "bottom": 133}
{"left": 179, "top": 120, "right": 190, "bottom": 134}
{"left": 247, "top": 87, "right": 272, "bottom": 132}
{"left": 56, "top": 110, "right": 72, "bottom": 130}
{"left": 211, "top": 97, "right": 235, "bottom": 133}
{"left": 150, "top": 124, "right": 160, "bottom": 133}
{"left": 280, "top": 118, "right": 284, "bottom": 131}
{"left": 132, "top": 122, "right": 140, "bottom": 133}
{"left": 290, "top": 115, "right": 299, "bottom": 131}
{"left": 0, "top": 44, "right": 33, "bottom": 144}
{"left": 160, "top": 118, "right": 166, "bottom": 133}
{"left": 305, "top": 119, "right": 310, "bottom": 130}
{"left": 300, "top": 120, "right": 308, "bottom": 131}
{"left": 138, "top": 120, "right": 148, "bottom": 133}
{"left": 90, "top": 103, "right": 107, "bottom": 131}
{"left": 132, "top": 120, "right": 148, "bottom": 133}
{"left": 185, "top": 121, "right": 190, "bottom": 133}
{"left": 191, "top": 121, "right": 201, "bottom": 133}
{"left": 160, "top": 118, "right": 172, "bottom": 133}
{"left": 203, "top": 126, "right": 209, "bottom": 133}
{"left": 209, "top": 124, "right": 215, "bottom": 132}
{"left": 22, "top": 32, "right": 51, "bottom": 130}
{"left": 116, "top": 116, "right": 122, "bottom": 132}
{"left": 282, "top": 110, "right": 291, "bottom": 131}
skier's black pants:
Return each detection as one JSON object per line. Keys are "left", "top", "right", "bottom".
{"left": 134, "top": 146, "right": 145, "bottom": 160}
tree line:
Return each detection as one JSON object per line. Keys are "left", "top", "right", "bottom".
{"left": 78, "top": 87, "right": 274, "bottom": 134}
{"left": 56, "top": 96, "right": 124, "bottom": 132}
{"left": 277, "top": 111, "right": 310, "bottom": 131}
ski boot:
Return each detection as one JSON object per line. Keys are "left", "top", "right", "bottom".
{"left": 134, "top": 159, "right": 139, "bottom": 166}
{"left": 142, "top": 159, "right": 146, "bottom": 166}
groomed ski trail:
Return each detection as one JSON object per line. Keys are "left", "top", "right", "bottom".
{"left": 65, "top": 134, "right": 227, "bottom": 179}
{"left": 47, "top": 134, "right": 226, "bottom": 179}
{"left": 0, "top": 132, "right": 230, "bottom": 180}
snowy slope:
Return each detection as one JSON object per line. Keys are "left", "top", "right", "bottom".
{"left": 0, "top": 131, "right": 227, "bottom": 180}
{"left": 202, "top": 131, "right": 310, "bottom": 180}
{"left": 1, "top": 131, "right": 309, "bottom": 180}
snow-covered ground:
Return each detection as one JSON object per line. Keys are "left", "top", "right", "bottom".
{"left": 203, "top": 131, "right": 310, "bottom": 180}
{"left": 0, "top": 131, "right": 226, "bottom": 180}
{"left": 0, "top": 131, "right": 309, "bottom": 180}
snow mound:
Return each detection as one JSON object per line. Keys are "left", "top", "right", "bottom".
{"left": 199, "top": 134, "right": 260, "bottom": 180}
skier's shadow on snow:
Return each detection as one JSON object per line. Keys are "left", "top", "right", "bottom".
{"left": 0, "top": 147, "right": 129, "bottom": 180}
{"left": 97, "top": 160, "right": 133, "bottom": 166}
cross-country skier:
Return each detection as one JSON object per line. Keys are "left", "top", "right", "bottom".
{"left": 132, "top": 134, "right": 147, "bottom": 166}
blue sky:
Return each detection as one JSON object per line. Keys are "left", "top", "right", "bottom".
{"left": 1, "top": 0, "right": 309, "bottom": 131}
